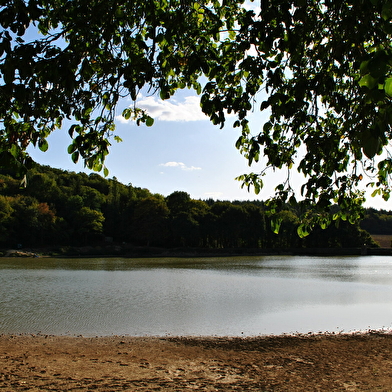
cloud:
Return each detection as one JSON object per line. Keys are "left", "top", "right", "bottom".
{"left": 139, "top": 96, "right": 208, "bottom": 122}
{"left": 116, "top": 95, "right": 209, "bottom": 124}
{"left": 159, "top": 162, "right": 201, "bottom": 171}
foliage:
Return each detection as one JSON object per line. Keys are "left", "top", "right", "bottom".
{"left": 131, "top": 196, "right": 170, "bottom": 246}
{"left": 0, "top": 0, "right": 238, "bottom": 174}
{"left": 0, "top": 164, "right": 378, "bottom": 249}
{"left": 360, "top": 207, "right": 392, "bottom": 234}
{"left": 226, "top": 0, "right": 392, "bottom": 232}
{"left": 2, "top": 1, "right": 392, "bottom": 233}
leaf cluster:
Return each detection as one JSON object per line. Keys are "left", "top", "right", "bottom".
{"left": 2, "top": 0, "right": 392, "bottom": 232}
{"left": 0, "top": 0, "right": 242, "bottom": 173}
{"left": 200, "top": 0, "right": 392, "bottom": 230}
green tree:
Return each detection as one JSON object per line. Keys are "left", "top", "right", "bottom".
{"left": 208, "top": 201, "right": 250, "bottom": 247}
{"left": 9, "top": 196, "right": 58, "bottom": 246}
{"left": 166, "top": 191, "right": 192, "bottom": 216}
{"left": 35, "top": 201, "right": 57, "bottom": 244}
{"left": 265, "top": 209, "right": 301, "bottom": 249}
{"left": 303, "top": 221, "right": 376, "bottom": 248}
{"left": 166, "top": 191, "right": 202, "bottom": 246}
{"left": 0, "top": 173, "right": 21, "bottom": 196}
{"left": 130, "top": 196, "right": 169, "bottom": 246}
{"left": 79, "top": 185, "right": 105, "bottom": 211}
{"left": 2, "top": 0, "right": 392, "bottom": 232}
{"left": 360, "top": 208, "right": 392, "bottom": 234}
{"left": 170, "top": 211, "right": 200, "bottom": 247}
{"left": 0, "top": 195, "right": 13, "bottom": 244}
{"left": 219, "top": 204, "right": 250, "bottom": 247}
{"left": 73, "top": 206, "right": 105, "bottom": 242}
{"left": 102, "top": 178, "right": 136, "bottom": 241}
{"left": 25, "top": 171, "right": 59, "bottom": 202}
{"left": 241, "top": 203, "right": 267, "bottom": 248}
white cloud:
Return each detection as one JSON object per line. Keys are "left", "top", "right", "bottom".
{"left": 159, "top": 161, "right": 201, "bottom": 171}
{"left": 139, "top": 96, "right": 207, "bottom": 122}
{"left": 117, "top": 95, "right": 208, "bottom": 123}
{"left": 116, "top": 92, "right": 236, "bottom": 124}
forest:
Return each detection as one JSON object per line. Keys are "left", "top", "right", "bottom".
{"left": 0, "top": 164, "right": 388, "bottom": 252}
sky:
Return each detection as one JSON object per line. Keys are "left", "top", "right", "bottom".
{"left": 20, "top": 4, "right": 296, "bottom": 204}
{"left": 23, "top": 0, "right": 391, "bottom": 211}
{"left": 27, "top": 86, "right": 392, "bottom": 210}
{"left": 28, "top": 89, "right": 278, "bottom": 201}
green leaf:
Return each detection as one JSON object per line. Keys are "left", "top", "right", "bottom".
{"left": 122, "top": 108, "right": 132, "bottom": 120}
{"left": 9, "top": 144, "right": 19, "bottom": 158}
{"left": 297, "top": 224, "right": 310, "bottom": 238}
{"left": 385, "top": 77, "right": 392, "bottom": 96}
{"left": 67, "top": 143, "right": 76, "bottom": 154}
{"left": 38, "top": 139, "right": 49, "bottom": 152}
{"left": 371, "top": 189, "right": 381, "bottom": 197}
{"left": 270, "top": 217, "right": 282, "bottom": 234}
{"left": 3, "top": 60, "right": 15, "bottom": 84}
{"left": 359, "top": 74, "right": 378, "bottom": 89}
{"left": 71, "top": 151, "right": 79, "bottom": 163}
{"left": 382, "top": 2, "right": 392, "bottom": 20}
{"left": 160, "top": 88, "right": 170, "bottom": 100}
{"left": 368, "top": 56, "right": 387, "bottom": 79}
{"left": 235, "top": 136, "right": 243, "bottom": 149}
{"left": 363, "top": 135, "right": 380, "bottom": 159}
{"left": 319, "top": 220, "right": 328, "bottom": 230}
{"left": 145, "top": 117, "right": 154, "bottom": 127}
{"left": 263, "top": 122, "right": 272, "bottom": 133}
{"left": 360, "top": 60, "right": 369, "bottom": 75}
{"left": 348, "top": 214, "right": 357, "bottom": 224}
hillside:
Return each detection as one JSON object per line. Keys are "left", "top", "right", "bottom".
{"left": 0, "top": 164, "right": 382, "bottom": 251}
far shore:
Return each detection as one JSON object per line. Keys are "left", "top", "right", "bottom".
{"left": 1, "top": 244, "right": 392, "bottom": 259}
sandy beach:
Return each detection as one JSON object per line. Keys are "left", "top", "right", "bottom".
{"left": 0, "top": 332, "right": 392, "bottom": 391}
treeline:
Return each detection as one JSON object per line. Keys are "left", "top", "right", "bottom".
{"left": 0, "top": 164, "right": 379, "bottom": 249}
{"left": 360, "top": 208, "right": 392, "bottom": 235}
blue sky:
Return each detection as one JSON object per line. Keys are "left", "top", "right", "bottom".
{"left": 28, "top": 89, "right": 277, "bottom": 201}
{"left": 28, "top": 87, "right": 391, "bottom": 210}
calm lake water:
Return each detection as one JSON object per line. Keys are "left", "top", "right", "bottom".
{"left": 0, "top": 255, "right": 391, "bottom": 336}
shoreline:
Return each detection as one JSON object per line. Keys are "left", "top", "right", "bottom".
{"left": 2, "top": 245, "right": 392, "bottom": 258}
{"left": 2, "top": 326, "right": 391, "bottom": 338}
{"left": 1, "top": 331, "right": 392, "bottom": 391}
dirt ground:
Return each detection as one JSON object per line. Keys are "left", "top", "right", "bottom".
{"left": 0, "top": 332, "right": 392, "bottom": 391}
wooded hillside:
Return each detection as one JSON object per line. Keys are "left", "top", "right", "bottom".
{"left": 0, "top": 165, "right": 382, "bottom": 250}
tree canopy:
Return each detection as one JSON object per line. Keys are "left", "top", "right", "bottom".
{"left": 0, "top": 164, "right": 377, "bottom": 249}
{"left": 1, "top": 0, "right": 392, "bottom": 234}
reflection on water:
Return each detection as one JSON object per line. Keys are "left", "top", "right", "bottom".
{"left": 0, "top": 255, "right": 391, "bottom": 336}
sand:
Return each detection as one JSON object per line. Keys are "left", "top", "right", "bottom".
{"left": 1, "top": 332, "right": 392, "bottom": 391}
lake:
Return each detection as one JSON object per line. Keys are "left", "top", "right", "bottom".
{"left": 0, "top": 255, "right": 391, "bottom": 336}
